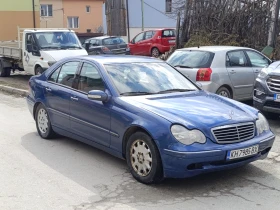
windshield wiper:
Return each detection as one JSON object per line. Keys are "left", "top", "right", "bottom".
{"left": 157, "top": 89, "right": 196, "bottom": 94}
{"left": 61, "top": 46, "right": 82, "bottom": 49}
{"left": 41, "top": 46, "right": 61, "bottom": 50}
{"left": 174, "top": 65, "right": 193, "bottom": 68}
{"left": 120, "top": 91, "right": 155, "bottom": 96}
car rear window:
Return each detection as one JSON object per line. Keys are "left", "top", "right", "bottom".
{"left": 167, "top": 50, "right": 214, "bottom": 68}
{"left": 103, "top": 37, "right": 126, "bottom": 45}
{"left": 162, "top": 29, "right": 176, "bottom": 37}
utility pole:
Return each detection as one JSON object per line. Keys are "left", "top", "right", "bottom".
{"left": 268, "top": 0, "right": 280, "bottom": 47}
{"left": 141, "top": 0, "right": 144, "bottom": 31}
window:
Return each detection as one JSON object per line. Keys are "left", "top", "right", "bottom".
{"left": 41, "top": 4, "right": 53, "bottom": 17}
{"left": 48, "top": 67, "right": 61, "bottom": 82}
{"left": 103, "top": 37, "right": 125, "bottom": 45}
{"left": 55, "top": 62, "right": 80, "bottom": 87}
{"left": 78, "top": 63, "right": 105, "bottom": 92}
{"left": 25, "top": 34, "right": 36, "bottom": 51}
{"left": 90, "top": 39, "right": 97, "bottom": 46}
{"left": 86, "top": 6, "right": 90, "bottom": 13}
{"left": 166, "top": 0, "right": 172, "bottom": 13}
{"left": 246, "top": 51, "right": 270, "bottom": 68}
{"left": 134, "top": 33, "right": 144, "bottom": 43}
{"left": 68, "top": 17, "right": 79, "bottom": 29}
{"left": 227, "top": 51, "right": 248, "bottom": 67}
{"left": 162, "top": 29, "right": 175, "bottom": 37}
{"left": 144, "top": 31, "right": 155, "bottom": 40}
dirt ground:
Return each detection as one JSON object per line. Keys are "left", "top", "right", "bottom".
{"left": 0, "top": 71, "right": 31, "bottom": 90}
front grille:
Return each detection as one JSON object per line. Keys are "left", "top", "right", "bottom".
{"left": 267, "top": 76, "right": 280, "bottom": 93}
{"left": 264, "top": 101, "right": 280, "bottom": 108}
{"left": 211, "top": 122, "right": 255, "bottom": 144}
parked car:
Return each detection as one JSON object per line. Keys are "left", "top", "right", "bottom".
{"left": 166, "top": 46, "right": 272, "bottom": 101}
{"left": 27, "top": 55, "right": 275, "bottom": 184}
{"left": 82, "top": 36, "right": 130, "bottom": 55}
{"left": 129, "top": 29, "right": 176, "bottom": 57}
{"left": 254, "top": 61, "right": 280, "bottom": 119}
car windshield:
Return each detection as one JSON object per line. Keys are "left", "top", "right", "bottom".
{"left": 35, "top": 32, "right": 82, "bottom": 49}
{"left": 103, "top": 37, "right": 126, "bottom": 45}
{"left": 105, "top": 62, "right": 198, "bottom": 95}
{"left": 167, "top": 50, "right": 214, "bottom": 68}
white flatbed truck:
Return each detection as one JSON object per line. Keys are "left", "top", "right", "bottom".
{"left": 0, "top": 27, "right": 88, "bottom": 77}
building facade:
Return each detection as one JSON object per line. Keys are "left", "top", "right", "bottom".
{"left": 103, "top": 0, "right": 177, "bottom": 42}
{"left": 0, "top": 0, "right": 40, "bottom": 41}
{"left": 40, "top": 0, "right": 104, "bottom": 33}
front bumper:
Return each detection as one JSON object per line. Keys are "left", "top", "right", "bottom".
{"left": 161, "top": 133, "right": 275, "bottom": 178}
{"left": 253, "top": 78, "right": 280, "bottom": 114}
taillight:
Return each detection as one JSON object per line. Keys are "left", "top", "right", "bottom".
{"left": 196, "top": 68, "right": 212, "bottom": 81}
{"left": 101, "top": 47, "right": 110, "bottom": 52}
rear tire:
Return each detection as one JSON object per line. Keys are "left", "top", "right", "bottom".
{"left": 151, "top": 48, "right": 160, "bottom": 58}
{"left": 35, "top": 104, "right": 56, "bottom": 139}
{"left": 126, "top": 132, "right": 163, "bottom": 184}
{"left": 216, "top": 87, "right": 232, "bottom": 99}
{"left": 35, "top": 66, "right": 44, "bottom": 75}
{"left": 0, "top": 60, "right": 11, "bottom": 77}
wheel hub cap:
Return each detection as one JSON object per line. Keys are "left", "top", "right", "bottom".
{"left": 130, "top": 140, "right": 152, "bottom": 177}
{"left": 37, "top": 108, "right": 48, "bottom": 134}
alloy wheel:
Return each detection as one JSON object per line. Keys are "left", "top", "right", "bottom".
{"left": 37, "top": 108, "right": 49, "bottom": 134}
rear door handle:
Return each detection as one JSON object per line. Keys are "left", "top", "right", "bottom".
{"left": 230, "top": 70, "right": 236, "bottom": 74}
{"left": 71, "top": 96, "right": 79, "bottom": 101}
{"left": 45, "top": 87, "right": 52, "bottom": 92}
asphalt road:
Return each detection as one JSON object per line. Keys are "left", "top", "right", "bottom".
{"left": 0, "top": 92, "right": 280, "bottom": 210}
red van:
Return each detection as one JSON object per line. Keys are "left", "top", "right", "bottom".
{"left": 129, "top": 28, "right": 176, "bottom": 57}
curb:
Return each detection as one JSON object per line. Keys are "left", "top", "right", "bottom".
{"left": 0, "top": 85, "right": 28, "bottom": 97}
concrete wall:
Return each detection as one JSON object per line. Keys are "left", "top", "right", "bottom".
{"left": 63, "top": 0, "right": 104, "bottom": 33}
{"left": 40, "top": 0, "right": 64, "bottom": 28}
{"left": 0, "top": 0, "right": 40, "bottom": 41}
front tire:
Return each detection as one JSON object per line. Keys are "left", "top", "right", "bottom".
{"left": 35, "top": 66, "right": 44, "bottom": 75}
{"left": 126, "top": 132, "right": 163, "bottom": 184}
{"left": 35, "top": 104, "right": 56, "bottom": 139}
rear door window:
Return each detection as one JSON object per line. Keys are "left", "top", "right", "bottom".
{"left": 227, "top": 51, "right": 248, "bottom": 67}
{"left": 167, "top": 50, "right": 214, "bottom": 68}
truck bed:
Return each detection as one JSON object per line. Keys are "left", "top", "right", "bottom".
{"left": 0, "top": 41, "right": 22, "bottom": 60}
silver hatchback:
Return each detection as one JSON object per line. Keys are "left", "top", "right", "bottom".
{"left": 167, "top": 46, "right": 272, "bottom": 101}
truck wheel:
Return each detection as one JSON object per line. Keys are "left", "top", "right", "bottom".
{"left": 35, "top": 66, "right": 44, "bottom": 75}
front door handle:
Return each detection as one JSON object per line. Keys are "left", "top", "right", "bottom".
{"left": 45, "top": 87, "right": 52, "bottom": 92}
{"left": 230, "top": 70, "right": 236, "bottom": 74}
{"left": 254, "top": 69, "right": 260, "bottom": 73}
{"left": 71, "top": 96, "right": 79, "bottom": 101}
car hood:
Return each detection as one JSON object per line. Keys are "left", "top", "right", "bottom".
{"left": 267, "top": 67, "right": 280, "bottom": 76}
{"left": 121, "top": 91, "right": 258, "bottom": 138}
{"left": 41, "top": 49, "right": 88, "bottom": 61}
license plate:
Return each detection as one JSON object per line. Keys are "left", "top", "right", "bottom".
{"left": 227, "top": 145, "right": 259, "bottom": 160}
{"left": 169, "top": 40, "right": 175, "bottom": 43}
{"left": 274, "top": 94, "right": 280, "bottom": 102}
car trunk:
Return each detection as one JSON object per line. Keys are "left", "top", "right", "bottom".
{"left": 175, "top": 67, "right": 200, "bottom": 82}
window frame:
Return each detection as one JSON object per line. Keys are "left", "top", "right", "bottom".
{"left": 144, "top": 31, "right": 155, "bottom": 40}
{"left": 68, "top": 16, "right": 79, "bottom": 29}
{"left": 134, "top": 32, "right": 145, "bottom": 43}
{"left": 40, "top": 4, "right": 53, "bottom": 17}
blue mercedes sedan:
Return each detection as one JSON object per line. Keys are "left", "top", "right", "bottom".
{"left": 27, "top": 55, "right": 275, "bottom": 184}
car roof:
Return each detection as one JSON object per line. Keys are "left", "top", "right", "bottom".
{"left": 178, "top": 46, "right": 253, "bottom": 52}
{"left": 78, "top": 55, "right": 164, "bottom": 64}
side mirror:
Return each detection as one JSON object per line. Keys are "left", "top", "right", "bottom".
{"left": 88, "top": 90, "right": 108, "bottom": 102}
{"left": 32, "top": 45, "right": 39, "bottom": 52}
{"left": 130, "top": 39, "right": 135, "bottom": 44}
{"left": 196, "top": 82, "right": 202, "bottom": 89}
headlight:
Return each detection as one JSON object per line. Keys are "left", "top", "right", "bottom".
{"left": 258, "top": 68, "right": 268, "bottom": 79}
{"left": 171, "top": 125, "right": 206, "bottom": 145}
{"left": 48, "top": 61, "right": 56, "bottom": 67}
{"left": 256, "top": 113, "right": 270, "bottom": 135}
